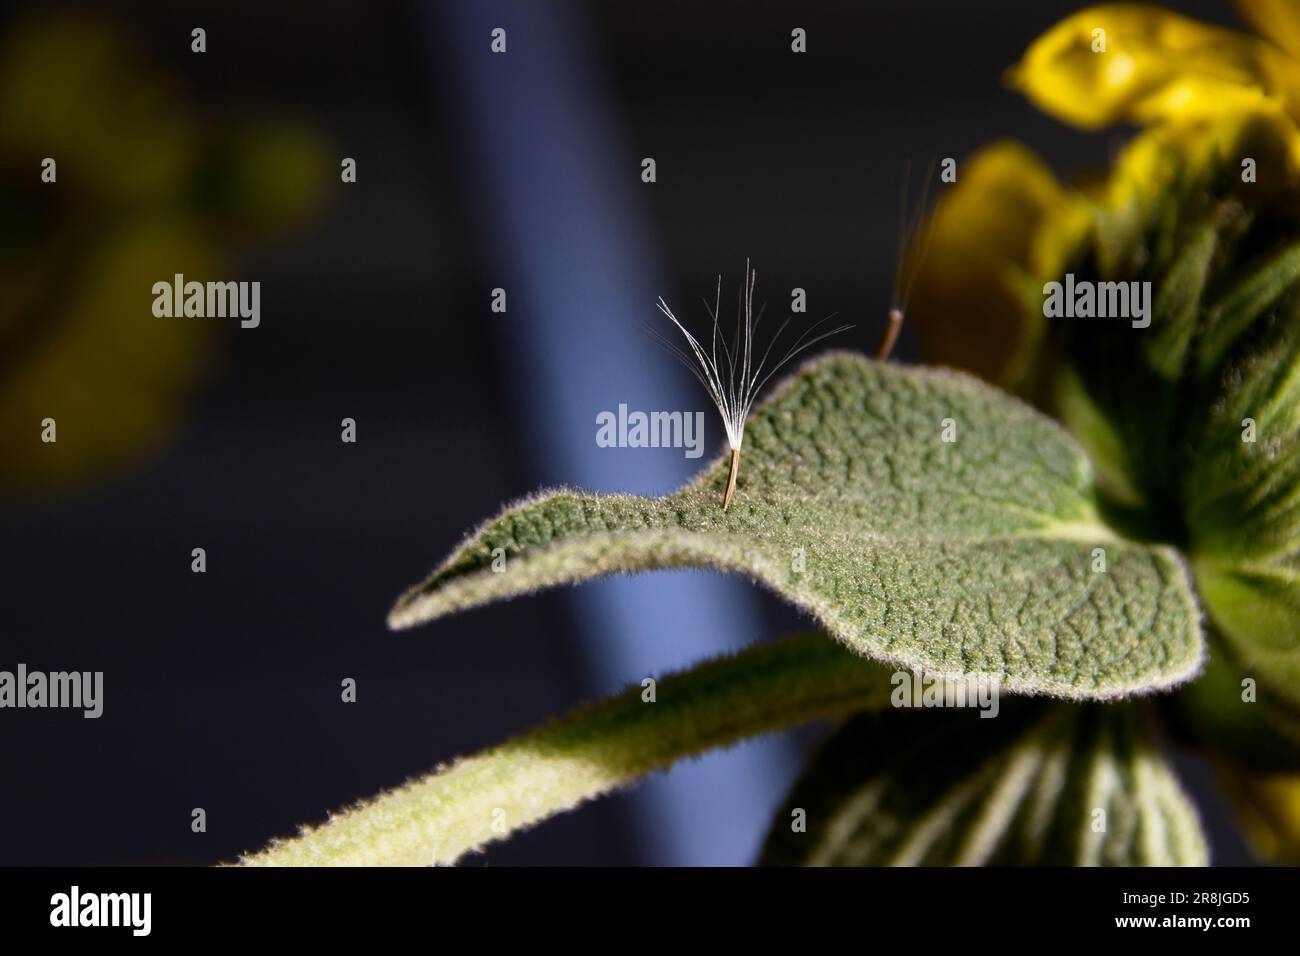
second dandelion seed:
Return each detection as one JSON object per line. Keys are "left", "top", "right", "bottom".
{"left": 654, "top": 262, "right": 852, "bottom": 511}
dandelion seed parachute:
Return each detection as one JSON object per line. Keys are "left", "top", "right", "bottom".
{"left": 654, "top": 261, "right": 853, "bottom": 510}
{"left": 879, "top": 158, "right": 938, "bottom": 361}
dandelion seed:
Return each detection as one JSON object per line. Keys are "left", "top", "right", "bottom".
{"left": 878, "top": 158, "right": 938, "bottom": 361}
{"left": 654, "top": 261, "right": 853, "bottom": 511}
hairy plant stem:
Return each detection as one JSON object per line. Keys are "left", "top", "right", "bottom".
{"left": 241, "top": 633, "right": 893, "bottom": 866}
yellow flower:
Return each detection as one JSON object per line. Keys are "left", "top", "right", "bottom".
{"left": 1009, "top": 2, "right": 1300, "bottom": 168}
{"left": 908, "top": 3, "right": 1300, "bottom": 390}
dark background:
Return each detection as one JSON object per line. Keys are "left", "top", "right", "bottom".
{"left": 1, "top": 0, "right": 1255, "bottom": 865}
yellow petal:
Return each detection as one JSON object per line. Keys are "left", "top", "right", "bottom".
{"left": 1100, "top": 109, "right": 1300, "bottom": 220}
{"left": 1237, "top": 0, "right": 1300, "bottom": 62}
{"left": 907, "top": 142, "right": 1089, "bottom": 386}
{"left": 1009, "top": 4, "right": 1296, "bottom": 129}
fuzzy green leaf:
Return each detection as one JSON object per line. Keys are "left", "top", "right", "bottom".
{"left": 760, "top": 701, "right": 1206, "bottom": 866}
{"left": 241, "top": 633, "right": 894, "bottom": 866}
{"left": 390, "top": 354, "right": 1202, "bottom": 699}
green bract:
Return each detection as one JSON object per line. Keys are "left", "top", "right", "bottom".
{"left": 761, "top": 702, "right": 1205, "bottom": 866}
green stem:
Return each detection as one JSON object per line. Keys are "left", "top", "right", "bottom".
{"left": 241, "top": 634, "right": 893, "bottom": 866}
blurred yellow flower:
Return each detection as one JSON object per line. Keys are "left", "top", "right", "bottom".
{"left": 0, "top": 18, "right": 324, "bottom": 496}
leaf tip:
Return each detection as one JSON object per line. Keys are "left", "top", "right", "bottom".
{"left": 386, "top": 590, "right": 434, "bottom": 631}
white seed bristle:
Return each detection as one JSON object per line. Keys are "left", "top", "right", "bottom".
{"left": 654, "top": 260, "right": 853, "bottom": 451}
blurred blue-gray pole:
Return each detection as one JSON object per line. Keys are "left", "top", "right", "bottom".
{"left": 425, "top": 0, "right": 798, "bottom": 864}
